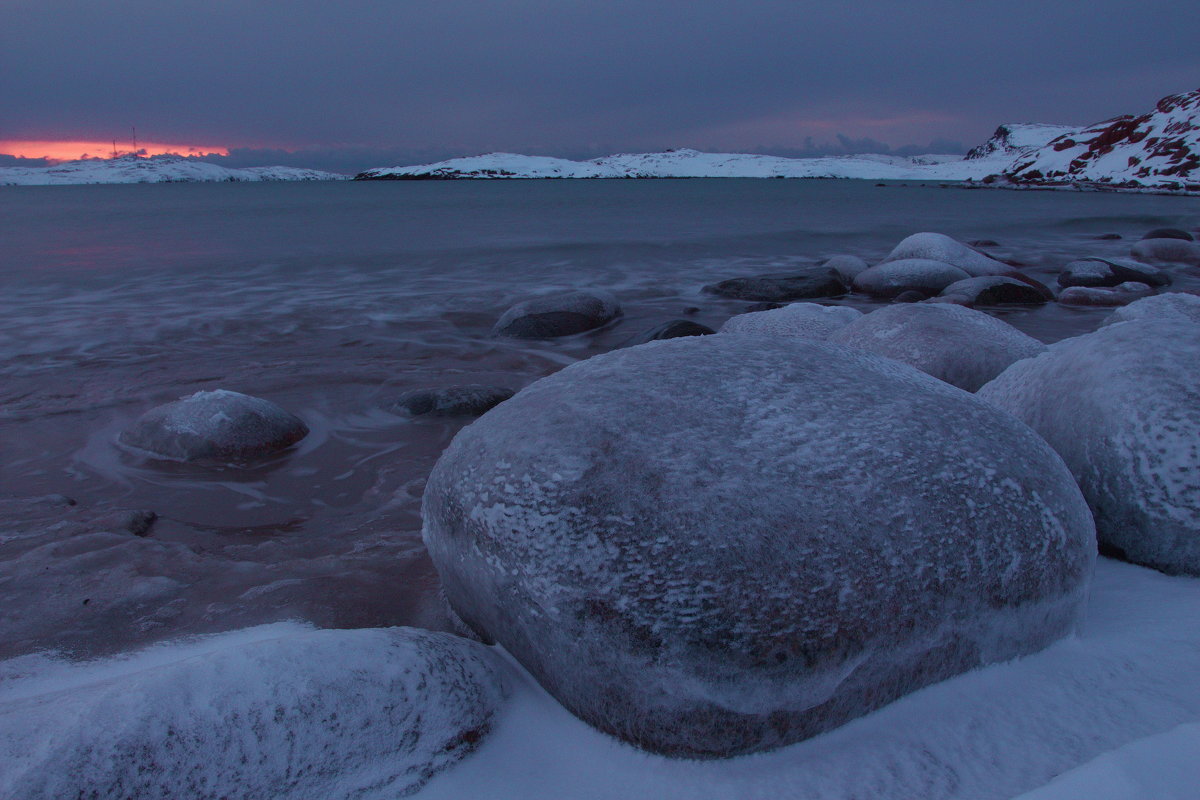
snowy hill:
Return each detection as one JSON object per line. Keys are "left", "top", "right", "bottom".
{"left": 0, "top": 154, "right": 347, "bottom": 186}
{"left": 995, "top": 88, "right": 1200, "bottom": 192}
{"left": 355, "top": 148, "right": 1023, "bottom": 182}
{"left": 965, "top": 123, "right": 1078, "bottom": 160}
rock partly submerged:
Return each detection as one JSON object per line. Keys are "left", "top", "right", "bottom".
{"left": 880, "top": 232, "right": 1013, "bottom": 277}
{"left": 719, "top": 302, "right": 862, "bottom": 339}
{"left": 629, "top": 319, "right": 716, "bottom": 345}
{"left": 938, "top": 275, "right": 1049, "bottom": 306}
{"left": 703, "top": 268, "right": 846, "bottom": 302}
{"left": 1131, "top": 238, "right": 1200, "bottom": 265}
{"left": 980, "top": 317, "right": 1200, "bottom": 575}
{"left": 119, "top": 390, "right": 308, "bottom": 463}
{"left": 396, "top": 385, "right": 515, "bottom": 417}
{"left": 422, "top": 335, "right": 1095, "bottom": 758}
{"left": 1058, "top": 282, "right": 1156, "bottom": 307}
{"left": 492, "top": 290, "right": 622, "bottom": 339}
{"left": 1057, "top": 258, "right": 1170, "bottom": 288}
{"left": 853, "top": 259, "right": 971, "bottom": 298}
{"left": 828, "top": 303, "right": 1046, "bottom": 391}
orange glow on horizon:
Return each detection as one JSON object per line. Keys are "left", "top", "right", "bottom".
{"left": 0, "top": 140, "right": 231, "bottom": 163}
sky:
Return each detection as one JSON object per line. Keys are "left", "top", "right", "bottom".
{"left": 2, "top": 0, "right": 1198, "bottom": 173}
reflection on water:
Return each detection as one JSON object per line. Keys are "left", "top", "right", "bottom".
{"left": 0, "top": 180, "right": 1197, "bottom": 657}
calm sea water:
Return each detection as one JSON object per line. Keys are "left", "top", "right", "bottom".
{"left": 1, "top": 179, "right": 1197, "bottom": 657}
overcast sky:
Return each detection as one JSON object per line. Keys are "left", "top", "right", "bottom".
{"left": 2, "top": 0, "right": 1198, "bottom": 171}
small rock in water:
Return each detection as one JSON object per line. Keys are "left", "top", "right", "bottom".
{"left": 492, "top": 290, "right": 622, "bottom": 338}
{"left": 719, "top": 302, "right": 861, "bottom": 340}
{"left": 119, "top": 390, "right": 309, "bottom": 463}
{"left": 829, "top": 303, "right": 1046, "bottom": 392}
{"left": 852, "top": 259, "right": 971, "bottom": 298}
{"left": 893, "top": 290, "right": 929, "bottom": 303}
{"left": 630, "top": 320, "right": 715, "bottom": 345}
{"left": 703, "top": 267, "right": 846, "bottom": 302}
{"left": 1058, "top": 258, "right": 1170, "bottom": 289}
{"left": 1058, "top": 282, "right": 1156, "bottom": 307}
{"left": 980, "top": 318, "right": 1200, "bottom": 575}
{"left": 396, "top": 385, "right": 516, "bottom": 417}
{"left": 422, "top": 335, "right": 1093, "bottom": 757}
{"left": 1141, "top": 227, "right": 1194, "bottom": 241}
{"left": 1131, "top": 238, "right": 1200, "bottom": 265}
{"left": 822, "top": 254, "right": 871, "bottom": 285}
{"left": 1101, "top": 292, "right": 1200, "bottom": 327}
{"left": 1095, "top": 233, "right": 1122, "bottom": 240}
{"left": 880, "top": 232, "right": 1012, "bottom": 277}
{"left": 968, "top": 239, "right": 1000, "bottom": 247}
{"left": 939, "top": 276, "right": 1048, "bottom": 306}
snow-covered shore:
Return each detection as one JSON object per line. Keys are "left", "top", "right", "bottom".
{"left": 0, "top": 154, "right": 347, "bottom": 186}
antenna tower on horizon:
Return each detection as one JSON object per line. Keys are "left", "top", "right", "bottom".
{"left": 132, "top": 126, "right": 138, "bottom": 157}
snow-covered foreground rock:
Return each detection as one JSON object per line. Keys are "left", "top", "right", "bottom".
{"left": 423, "top": 335, "right": 1094, "bottom": 757}
{"left": 718, "top": 302, "right": 861, "bottom": 339}
{"left": 0, "top": 154, "right": 346, "bottom": 185}
{"left": 0, "top": 624, "right": 508, "bottom": 799}
{"left": 421, "top": 559, "right": 1200, "bottom": 800}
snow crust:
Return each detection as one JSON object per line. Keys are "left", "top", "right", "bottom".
{"left": 852, "top": 258, "right": 971, "bottom": 298}
{"left": 881, "top": 232, "right": 1014, "bottom": 277}
{"left": 422, "top": 334, "right": 1094, "bottom": 757}
{"left": 1130, "top": 237, "right": 1200, "bottom": 265}
{"left": 718, "top": 302, "right": 861, "bottom": 339}
{"left": 0, "top": 624, "right": 508, "bottom": 799}
{"left": 0, "top": 154, "right": 346, "bottom": 186}
{"left": 829, "top": 304, "right": 1046, "bottom": 391}
{"left": 965, "top": 123, "right": 1080, "bottom": 160}
{"left": 1100, "top": 292, "right": 1200, "bottom": 327}
{"left": 979, "top": 318, "right": 1200, "bottom": 574}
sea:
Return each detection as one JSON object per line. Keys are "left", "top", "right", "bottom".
{"left": 1, "top": 179, "right": 1198, "bottom": 659}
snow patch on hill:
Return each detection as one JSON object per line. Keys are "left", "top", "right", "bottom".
{"left": 965, "top": 123, "right": 1079, "bottom": 160}
{"left": 0, "top": 154, "right": 347, "bottom": 186}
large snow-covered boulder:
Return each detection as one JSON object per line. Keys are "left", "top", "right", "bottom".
{"left": 0, "top": 626, "right": 509, "bottom": 799}
{"left": 120, "top": 389, "right": 308, "bottom": 462}
{"left": 492, "top": 290, "right": 622, "bottom": 338}
{"left": 852, "top": 259, "right": 971, "bottom": 298}
{"left": 880, "top": 233, "right": 1012, "bottom": 277}
{"left": 979, "top": 318, "right": 1200, "bottom": 575}
{"left": 1131, "top": 238, "right": 1200, "bottom": 265}
{"left": 719, "top": 302, "right": 861, "bottom": 339}
{"left": 1101, "top": 292, "right": 1200, "bottom": 327}
{"left": 422, "top": 335, "right": 1095, "bottom": 757}
{"left": 828, "top": 304, "right": 1046, "bottom": 391}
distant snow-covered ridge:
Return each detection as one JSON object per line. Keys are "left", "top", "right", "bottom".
{"left": 0, "top": 154, "right": 348, "bottom": 186}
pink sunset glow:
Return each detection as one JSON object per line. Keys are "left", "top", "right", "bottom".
{"left": 0, "top": 140, "right": 231, "bottom": 163}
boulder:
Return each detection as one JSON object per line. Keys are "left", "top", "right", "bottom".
{"left": 702, "top": 268, "right": 846, "bottom": 302}
{"left": 1058, "top": 282, "right": 1155, "bottom": 307}
{"left": 828, "top": 304, "right": 1046, "bottom": 392}
{"left": 1057, "top": 259, "right": 1170, "bottom": 289}
{"left": 1131, "top": 238, "right": 1200, "bottom": 265}
{"left": 1101, "top": 292, "right": 1200, "bottom": 327}
{"left": 630, "top": 320, "right": 715, "bottom": 345}
{"left": 1141, "top": 227, "right": 1194, "bottom": 241}
{"left": 852, "top": 259, "right": 971, "bottom": 298}
{"left": 893, "top": 290, "right": 929, "bottom": 303}
{"left": 719, "top": 303, "right": 861, "bottom": 340}
{"left": 0, "top": 626, "right": 509, "bottom": 799}
{"left": 881, "top": 232, "right": 1012, "bottom": 277}
{"left": 939, "top": 276, "right": 1048, "bottom": 306}
{"left": 822, "top": 255, "right": 871, "bottom": 285}
{"left": 979, "top": 318, "right": 1200, "bottom": 575}
{"left": 119, "top": 390, "right": 308, "bottom": 463}
{"left": 396, "top": 385, "right": 516, "bottom": 417}
{"left": 492, "top": 290, "right": 622, "bottom": 338}
{"left": 422, "top": 335, "right": 1094, "bottom": 757}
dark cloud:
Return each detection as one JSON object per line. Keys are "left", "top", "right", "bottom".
{"left": 3, "top": 0, "right": 1198, "bottom": 169}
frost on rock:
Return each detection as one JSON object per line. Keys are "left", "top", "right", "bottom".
{"left": 119, "top": 389, "right": 308, "bottom": 462}
{"left": 719, "top": 303, "right": 862, "bottom": 340}
{"left": 1101, "top": 292, "right": 1200, "bottom": 327}
{"left": 421, "top": 335, "right": 1094, "bottom": 758}
{"left": 880, "top": 233, "right": 1012, "bottom": 277}
{"left": 492, "top": 290, "right": 622, "bottom": 339}
{"left": 852, "top": 259, "right": 971, "bottom": 298}
{"left": 823, "top": 255, "right": 871, "bottom": 285}
{"left": 1057, "top": 282, "right": 1155, "bottom": 307}
{"left": 979, "top": 318, "right": 1200, "bottom": 575}
{"left": 939, "top": 276, "right": 1049, "bottom": 305}
{"left": 0, "top": 626, "right": 508, "bottom": 799}
{"left": 1131, "top": 238, "right": 1200, "bottom": 265}
{"left": 828, "top": 304, "right": 1046, "bottom": 392}
{"left": 1057, "top": 258, "right": 1169, "bottom": 289}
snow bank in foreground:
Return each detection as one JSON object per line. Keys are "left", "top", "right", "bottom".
{"left": 0, "top": 154, "right": 347, "bottom": 185}
{"left": 421, "top": 559, "right": 1200, "bottom": 799}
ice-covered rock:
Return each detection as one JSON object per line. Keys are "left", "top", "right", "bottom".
{"left": 939, "top": 276, "right": 1048, "bottom": 305}
{"left": 1057, "top": 258, "right": 1170, "bottom": 288}
{"left": 979, "top": 318, "right": 1200, "bottom": 575}
{"left": 880, "top": 233, "right": 1012, "bottom": 277}
{"left": 1142, "top": 227, "right": 1194, "bottom": 241}
{"left": 719, "top": 302, "right": 861, "bottom": 339}
{"left": 1131, "top": 238, "right": 1200, "bottom": 265}
{"left": 422, "top": 335, "right": 1095, "bottom": 757}
{"left": 823, "top": 254, "right": 871, "bottom": 285}
{"left": 396, "top": 385, "right": 515, "bottom": 417}
{"left": 0, "top": 625, "right": 508, "bottom": 799}
{"left": 119, "top": 389, "right": 308, "bottom": 462}
{"left": 1101, "top": 292, "right": 1200, "bottom": 326}
{"left": 1058, "top": 282, "right": 1156, "bottom": 307}
{"left": 852, "top": 259, "right": 971, "bottom": 298}
{"left": 630, "top": 319, "right": 715, "bottom": 345}
{"left": 702, "top": 268, "right": 846, "bottom": 302}
{"left": 828, "top": 304, "right": 1046, "bottom": 392}
{"left": 492, "top": 290, "right": 622, "bottom": 338}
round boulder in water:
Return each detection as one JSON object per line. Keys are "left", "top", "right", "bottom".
{"left": 396, "top": 385, "right": 515, "bottom": 417}
{"left": 492, "top": 290, "right": 622, "bottom": 339}
{"left": 120, "top": 390, "right": 308, "bottom": 462}
{"left": 828, "top": 303, "right": 1045, "bottom": 391}
{"left": 719, "top": 302, "right": 861, "bottom": 340}
{"left": 1131, "top": 238, "right": 1200, "bottom": 265}
{"left": 1058, "top": 282, "right": 1155, "bottom": 307}
{"left": 979, "top": 318, "right": 1200, "bottom": 575}
{"left": 702, "top": 267, "right": 846, "bottom": 302}
{"left": 822, "top": 254, "right": 870, "bottom": 285}
{"left": 422, "top": 335, "right": 1094, "bottom": 757}
{"left": 881, "top": 232, "right": 1011, "bottom": 277}
{"left": 852, "top": 259, "right": 970, "bottom": 298}
{"left": 1141, "top": 227, "right": 1194, "bottom": 241}
{"left": 1057, "top": 259, "right": 1169, "bottom": 289}
{"left": 939, "top": 276, "right": 1048, "bottom": 305}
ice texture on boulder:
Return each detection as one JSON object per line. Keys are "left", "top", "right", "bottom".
{"left": 1057, "top": 282, "right": 1155, "bottom": 307}
{"left": 828, "top": 304, "right": 1046, "bottom": 391}
{"left": 492, "top": 290, "right": 622, "bottom": 338}
{"left": 0, "top": 625, "right": 508, "bottom": 799}
{"left": 1101, "top": 292, "right": 1200, "bottom": 327}
{"left": 852, "top": 259, "right": 971, "bottom": 298}
{"left": 823, "top": 255, "right": 871, "bottom": 285}
{"left": 1131, "top": 238, "right": 1200, "bottom": 265}
{"left": 881, "top": 233, "right": 1012, "bottom": 277}
{"left": 719, "top": 302, "right": 862, "bottom": 339}
{"left": 422, "top": 335, "right": 1095, "bottom": 757}
{"left": 979, "top": 318, "right": 1200, "bottom": 575}
{"left": 119, "top": 389, "right": 308, "bottom": 462}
